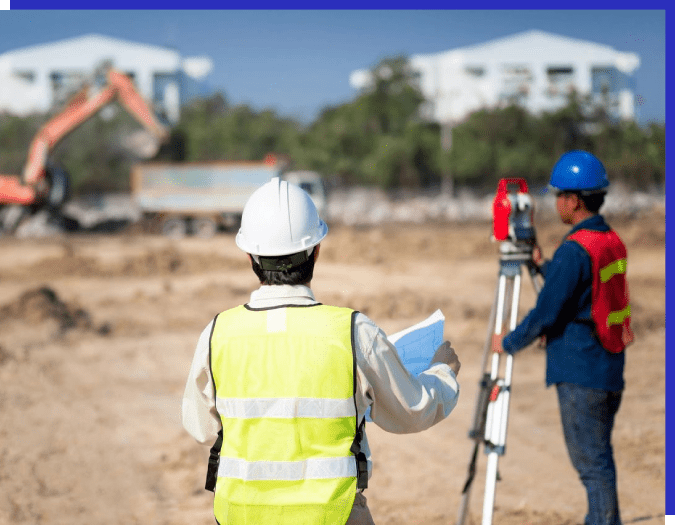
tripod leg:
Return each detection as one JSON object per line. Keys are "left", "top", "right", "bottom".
{"left": 482, "top": 432, "right": 501, "bottom": 525}
{"left": 481, "top": 270, "right": 524, "bottom": 525}
{"left": 457, "top": 258, "right": 533, "bottom": 525}
{"left": 456, "top": 275, "right": 502, "bottom": 525}
{"left": 480, "top": 273, "right": 511, "bottom": 525}
{"left": 456, "top": 444, "right": 478, "bottom": 525}
{"left": 498, "top": 273, "right": 521, "bottom": 448}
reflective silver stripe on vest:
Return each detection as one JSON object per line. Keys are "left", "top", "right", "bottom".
{"left": 216, "top": 397, "right": 356, "bottom": 419}
{"left": 218, "top": 456, "right": 357, "bottom": 481}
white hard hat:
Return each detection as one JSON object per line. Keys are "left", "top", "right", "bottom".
{"left": 235, "top": 177, "right": 328, "bottom": 257}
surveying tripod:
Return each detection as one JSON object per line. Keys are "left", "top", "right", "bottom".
{"left": 456, "top": 237, "right": 543, "bottom": 525}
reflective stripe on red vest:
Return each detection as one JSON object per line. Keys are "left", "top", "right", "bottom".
{"left": 567, "top": 228, "right": 633, "bottom": 353}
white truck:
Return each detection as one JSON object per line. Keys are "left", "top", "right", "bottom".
{"left": 130, "top": 160, "right": 326, "bottom": 237}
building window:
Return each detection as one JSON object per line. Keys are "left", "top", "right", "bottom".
{"left": 546, "top": 66, "right": 574, "bottom": 97}
{"left": 465, "top": 66, "right": 485, "bottom": 78}
{"left": 153, "top": 72, "right": 182, "bottom": 123}
{"left": 590, "top": 67, "right": 627, "bottom": 121}
{"left": 14, "top": 70, "right": 36, "bottom": 83}
{"left": 153, "top": 73, "right": 178, "bottom": 103}
{"left": 591, "top": 67, "right": 618, "bottom": 94}
{"left": 50, "top": 71, "right": 87, "bottom": 106}
{"left": 501, "top": 65, "right": 533, "bottom": 105}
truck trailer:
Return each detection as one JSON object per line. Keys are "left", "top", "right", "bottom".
{"left": 130, "top": 160, "right": 326, "bottom": 237}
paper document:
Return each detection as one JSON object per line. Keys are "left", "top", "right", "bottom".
{"left": 389, "top": 309, "right": 445, "bottom": 376}
{"left": 365, "top": 309, "right": 445, "bottom": 422}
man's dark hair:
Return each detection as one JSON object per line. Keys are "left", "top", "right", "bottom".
{"left": 250, "top": 248, "right": 317, "bottom": 285}
{"left": 578, "top": 191, "right": 606, "bottom": 214}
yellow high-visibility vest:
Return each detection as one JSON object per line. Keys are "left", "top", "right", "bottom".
{"left": 209, "top": 304, "right": 360, "bottom": 525}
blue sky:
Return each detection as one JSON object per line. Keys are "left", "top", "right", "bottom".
{"left": 0, "top": 10, "right": 666, "bottom": 126}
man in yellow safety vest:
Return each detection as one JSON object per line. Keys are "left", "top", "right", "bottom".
{"left": 182, "top": 177, "right": 462, "bottom": 524}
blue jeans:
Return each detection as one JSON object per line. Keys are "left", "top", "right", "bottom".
{"left": 556, "top": 383, "right": 622, "bottom": 525}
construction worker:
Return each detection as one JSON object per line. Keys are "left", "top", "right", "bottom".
{"left": 182, "top": 177, "right": 461, "bottom": 525}
{"left": 502, "top": 150, "right": 632, "bottom": 525}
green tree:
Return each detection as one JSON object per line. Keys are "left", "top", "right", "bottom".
{"left": 178, "top": 94, "right": 303, "bottom": 164}
{"left": 297, "top": 55, "right": 434, "bottom": 188}
{"left": 1, "top": 60, "right": 664, "bottom": 196}
{"left": 0, "top": 113, "right": 45, "bottom": 176}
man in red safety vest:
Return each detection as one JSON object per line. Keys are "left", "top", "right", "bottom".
{"left": 502, "top": 150, "right": 631, "bottom": 525}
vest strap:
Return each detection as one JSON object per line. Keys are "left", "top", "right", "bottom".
{"left": 205, "top": 430, "right": 223, "bottom": 492}
{"left": 350, "top": 418, "right": 368, "bottom": 489}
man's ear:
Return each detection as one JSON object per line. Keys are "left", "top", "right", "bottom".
{"left": 570, "top": 193, "right": 583, "bottom": 211}
{"left": 314, "top": 244, "right": 320, "bottom": 261}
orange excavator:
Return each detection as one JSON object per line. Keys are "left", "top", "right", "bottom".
{"left": 0, "top": 63, "right": 170, "bottom": 233}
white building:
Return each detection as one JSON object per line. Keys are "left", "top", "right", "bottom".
{"left": 0, "top": 34, "right": 213, "bottom": 124}
{"left": 350, "top": 30, "right": 641, "bottom": 125}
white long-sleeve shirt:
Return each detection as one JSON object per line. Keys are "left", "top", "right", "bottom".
{"left": 181, "top": 284, "right": 460, "bottom": 478}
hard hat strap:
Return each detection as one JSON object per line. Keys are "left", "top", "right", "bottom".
{"left": 254, "top": 248, "right": 314, "bottom": 272}
{"left": 577, "top": 188, "right": 608, "bottom": 196}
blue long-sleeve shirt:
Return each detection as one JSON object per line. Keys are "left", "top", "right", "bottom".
{"left": 502, "top": 214, "right": 625, "bottom": 392}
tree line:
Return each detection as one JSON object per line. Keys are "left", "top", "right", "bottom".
{"left": 0, "top": 56, "right": 665, "bottom": 195}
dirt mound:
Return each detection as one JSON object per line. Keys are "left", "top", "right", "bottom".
{"left": 0, "top": 286, "right": 109, "bottom": 335}
{"left": 321, "top": 223, "right": 497, "bottom": 267}
{"left": 24, "top": 255, "right": 106, "bottom": 278}
{"left": 1, "top": 245, "right": 249, "bottom": 281}
{"left": 321, "top": 289, "right": 488, "bottom": 321}
{"left": 114, "top": 246, "right": 248, "bottom": 277}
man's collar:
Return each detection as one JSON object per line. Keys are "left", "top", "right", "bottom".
{"left": 569, "top": 214, "right": 607, "bottom": 234}
{"left": 249, "top": 284, "right": 317, "bottom": 306}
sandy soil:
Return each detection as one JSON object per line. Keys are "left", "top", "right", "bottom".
{"left": 0, "top": 210, "right": 665, "bottom": 525}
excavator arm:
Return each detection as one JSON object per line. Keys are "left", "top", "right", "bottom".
{"left": 0, "top": 175, "right": 37, "bottom": 205}
{"left": 0, "top": 66, "right": 169, "bottom": 208}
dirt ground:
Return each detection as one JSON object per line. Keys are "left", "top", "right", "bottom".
{"left": 0, "top": 208, "right": 665, "bottom": 525}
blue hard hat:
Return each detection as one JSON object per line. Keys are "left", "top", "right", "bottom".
{"left": 549, "top": 150, "right": 609, "bottom": 192}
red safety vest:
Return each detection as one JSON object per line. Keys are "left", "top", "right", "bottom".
{"left": 567, "top": 228, "right": 634, "bottom": 353}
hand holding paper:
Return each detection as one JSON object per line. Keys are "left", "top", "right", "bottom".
{"left": 431, "top": 340, "right": 461, "bottom": 375}
{"left": 364, "top": 309, "right": 456, "bottom": 423}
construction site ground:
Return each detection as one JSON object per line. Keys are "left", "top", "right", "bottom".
{"left": 0, "top": 210, "right": 665, "bottom": 525}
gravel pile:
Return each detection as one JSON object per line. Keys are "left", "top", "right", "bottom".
{"left": 324, "top": 184, "right": 664, "bottom": 226}
{"left": 3, "top": 185, "right": 665, "bottom": 237}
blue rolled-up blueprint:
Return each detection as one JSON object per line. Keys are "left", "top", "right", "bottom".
{"left": 365, "top": 309, "right": 445, "bottom": 422}
{"left": 388, "top": 309, "right": 445, "bottom": 377}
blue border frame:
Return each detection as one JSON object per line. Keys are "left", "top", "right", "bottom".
{"left": 665, "top": 6, "right": 672, "bottom": 512}
{"left": 11, "top": 1, "right": 664, "bottom": 8}
{"left": 2, "top": 1, "right": 670, "bottom": 517}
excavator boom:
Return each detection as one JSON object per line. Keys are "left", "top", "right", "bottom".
{"left": 0, "top": 175, "right": 36, "bottom": 206}
{"left": 0, "top": 65, "right": 169, "bottom": 211}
